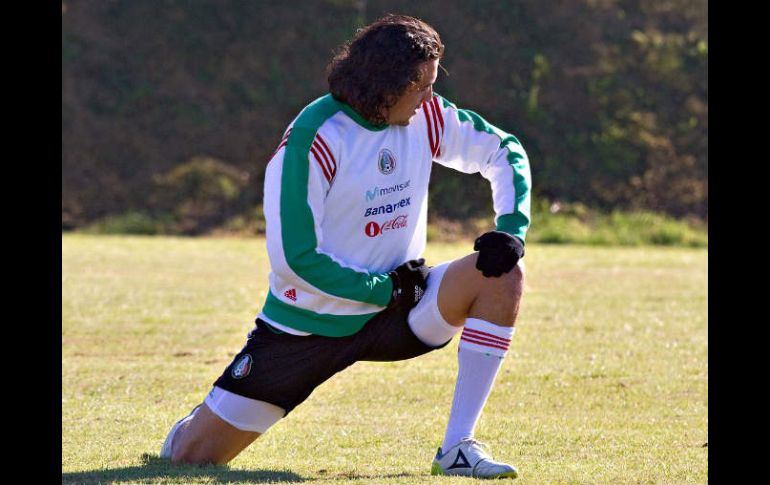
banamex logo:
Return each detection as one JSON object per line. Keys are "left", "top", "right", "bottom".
{"left": 365, "top": 215, "right": 408, "bottom": 237}
{"left": 364, "top": 197, "right": 411, "bottom": 217}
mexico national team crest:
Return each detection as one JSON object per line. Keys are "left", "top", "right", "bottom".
{"left": 231, "top": 354, "right": 252, "bottom": 379}
{"left": 378, "top": 149, "right": 396, "bottom": 175}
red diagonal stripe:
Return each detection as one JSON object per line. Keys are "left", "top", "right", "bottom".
{"left": 316, "top": 133, "right": 337, "bottom": 178}
{"left": 431, "top": 97, "right": 444, "bottom": 157}
{"left": 428, "top": 100, "right": 441, "bottom": 156}
{"left": 270, "top": 141, "right": 288, "bottom": 160}
{"left": 431, "top": 96, "right": 444, "bottom": 130}
{"left": 309, "top": 146, "right": 332, "bottom": 182}
{"left": 428, "top": 102, "right": 438, "bottom": 154}
{"left": 312, "top": 140, "right": 334, "bottom": 180}
{"left": 463, "top": 327, "right": 511, "bottom": 344}
{"left": 269, "top": 127, "right": 294, "bottom": 161}
{"left": 422, "top": 101, "right": 436, "bottom": 154}
{"left": 460, "top": 335, "right": 510, "bottom": 351}
{"left": 316, "top": 133, "right": 337, "bottom": 172}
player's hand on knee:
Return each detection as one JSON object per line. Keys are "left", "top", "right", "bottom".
{"left": 473, "top": 231, "right": 525, "bottom": 277}
{"left": 388, "top": 258, "right": 430, "bottom": 310}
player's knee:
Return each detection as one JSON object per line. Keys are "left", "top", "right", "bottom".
{"left": 508, "top": 262, "right": 525, "bottom": 295}
{"left": 488, "top": 262, "right": 524, "bottom": 302}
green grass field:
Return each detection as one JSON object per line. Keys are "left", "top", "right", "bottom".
{"left": 62, "top": 235, "right": 707, "bottom": 484}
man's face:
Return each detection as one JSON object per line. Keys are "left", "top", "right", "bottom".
{"left": 385, "top": 59, "right": 439, "bottom": 126}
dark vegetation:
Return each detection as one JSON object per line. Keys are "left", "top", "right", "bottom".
{"left": 63, "top": 0, "right": 707, "bottom": 237}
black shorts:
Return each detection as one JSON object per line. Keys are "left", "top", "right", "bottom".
{"left": 213, "top": 305, "right": 451, "bottom": 414}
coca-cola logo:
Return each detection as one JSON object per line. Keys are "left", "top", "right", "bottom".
{"left": 364, "top": 215, "right": 408, "bottom": 237}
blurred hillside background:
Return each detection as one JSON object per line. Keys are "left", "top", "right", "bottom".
{"left": 61, "top": 0, "right": 707, "bottom": 245}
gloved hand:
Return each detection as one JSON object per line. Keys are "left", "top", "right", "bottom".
{"left": 473, "top": 231, "right": 525, "bottom": 277}
{"left": 387, "top": 258, "right": 430, "bottom": 310}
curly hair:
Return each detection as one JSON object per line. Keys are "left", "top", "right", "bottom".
{"left": 327, "top": 14, "right": 444, "bottom": 126}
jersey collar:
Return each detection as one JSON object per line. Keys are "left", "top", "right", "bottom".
{"left": 331, "top": 95, "right": 389, "bottom": 132}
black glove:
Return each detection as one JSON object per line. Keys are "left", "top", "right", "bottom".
{"left": 387, "top": 258, "right": 430, "bottom": 310}
{"left": 473, "top": 231, "right": 525, "bottom": 277}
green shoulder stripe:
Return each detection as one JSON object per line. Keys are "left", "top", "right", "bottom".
{"left": 281, "top": 94, "right": 393, "bottom": 306}
{"left": 437, "top": 94, "right": 531, "bottom": 242}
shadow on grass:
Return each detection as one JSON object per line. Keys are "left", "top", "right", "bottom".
{"left": 62, "top": 454, "right": 424, "bottom": 484}
{"left": 61, "top": 453, "right": 307, "bottom": 484}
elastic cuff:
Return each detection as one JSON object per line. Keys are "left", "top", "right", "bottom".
{"left": 204, "top": 386, "right": 285, "bottom": 433}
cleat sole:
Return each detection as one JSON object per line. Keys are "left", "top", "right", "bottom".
{"left": 491, "top": 470, "right": 518, "bottom": 479}
{"left": 431, "top": 462, "right": 446, "bottom": 476}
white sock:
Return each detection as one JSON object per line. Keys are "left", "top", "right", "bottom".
{"left": 441, "top": 318, "right": 515, "bottom": 452}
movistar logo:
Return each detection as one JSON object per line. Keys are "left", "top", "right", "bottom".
{"left": 365, "top": 179, "right": 411, "bottom": 201}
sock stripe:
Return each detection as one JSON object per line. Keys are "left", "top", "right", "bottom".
{"left": 460, "top": 333, "right": 511, "bottom": 349}
{"left": 460, "top": 335, "right": 510, "bottom": 351}
{"left": 462, "top": 327, "right": 511, "bottom": 344}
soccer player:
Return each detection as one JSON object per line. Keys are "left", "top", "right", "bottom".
{"left": 161, "top": 14, "right": 530, "bottom": 479}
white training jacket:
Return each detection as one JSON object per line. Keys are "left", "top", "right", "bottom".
{"left": 257, "top": 93, "right": 531, "bottom": 337}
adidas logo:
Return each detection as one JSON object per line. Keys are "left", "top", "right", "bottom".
{"left": 284, "top": 288, "right": 297, "bottom": 301}
{"left": 414, "top": 285, "right": 424, "bottom": 303}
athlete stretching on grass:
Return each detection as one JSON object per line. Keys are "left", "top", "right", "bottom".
{"left": 161, "top": 14, "right": 531, "bottom": 479}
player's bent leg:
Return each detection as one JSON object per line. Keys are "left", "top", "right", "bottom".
{"left": 426, "top": 253, "right": 525, "bottom": 479}
{"left": 407, "top": 255, "right": 525, "bottom": 351}
{"left": 164, "top": 387, "right": 285, "bottom": 465}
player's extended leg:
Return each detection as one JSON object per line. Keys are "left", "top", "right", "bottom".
{"left": 160, "top": 386, "right": 285, "bottom": 465}
{"left": 161, "top": 402, "right": 260, "bottom": 465}
{"left": 414, "top": 252, "right": 524, "bottom": 479}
